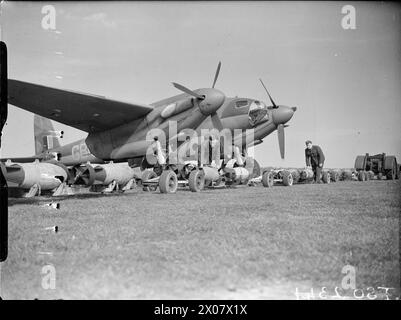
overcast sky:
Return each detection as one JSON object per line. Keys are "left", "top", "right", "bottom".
{"left": 1, "top": 1, "right": 400, "bottom": 168}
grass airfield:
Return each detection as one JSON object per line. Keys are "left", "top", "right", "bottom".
{"left": 1, "top": 179, "right": 400, "bottom": 300}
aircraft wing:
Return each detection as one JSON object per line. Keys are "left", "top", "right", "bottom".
{"left": 8, "top": 79, "right": 153, "bottom": 132}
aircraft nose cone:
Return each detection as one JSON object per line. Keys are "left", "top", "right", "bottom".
{"left": 272, "top": 105, "right": 296, "bottom": 125}
{"left": 198, "top": 88, "right": 225, "bottom": 116}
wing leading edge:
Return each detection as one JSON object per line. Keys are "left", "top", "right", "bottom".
{"left": 8, "top": 79, "right": 153, "bottom": 132}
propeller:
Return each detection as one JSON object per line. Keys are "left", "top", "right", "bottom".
{"left": 211, "top": 112, "right": 223, "bottom": 131}
{"left": 172, "top": 82, "right": 205, "bottom": 100}
{"left": 172, "top": 61, "right": 225, "bottom": 131}
{"left": 259, "top": 78, "right": 277, "bottom": 108}
{"left": 212, "top": 61, "right": 221, "bottom": 88}
{"left": 277, "top": 124, "right": 285, "bottom": 159}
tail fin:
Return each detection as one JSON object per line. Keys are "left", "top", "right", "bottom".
{"left": 34, "top": 115, "right": 62, "bottom": 155}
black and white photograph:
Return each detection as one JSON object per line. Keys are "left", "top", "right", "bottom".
{"left": 0, "top": 0, "right": 400, "bottom": 304}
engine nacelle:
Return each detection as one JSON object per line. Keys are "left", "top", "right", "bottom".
{"left": 0, "top": 161, "right": 67, "bottom": 190}
{"left": 160, "top": 98, "right": 193, "bottom": 119}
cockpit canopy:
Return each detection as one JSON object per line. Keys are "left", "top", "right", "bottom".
{"left": 248, "top": 100, "right": 268, "bottom": 127}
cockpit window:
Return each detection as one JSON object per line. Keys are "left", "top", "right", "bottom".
{"left": 248, "top": 101, "right": 268, "bottom": 126}
{"left": 235, "top": 100, "right": 249, "bottom": 108}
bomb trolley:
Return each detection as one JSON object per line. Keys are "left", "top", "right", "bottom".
{"left": 141, "top": 157, "right": 261, "bottom": 193}
{"left": 259, "top": 167, "right": 331, "bottom": 187}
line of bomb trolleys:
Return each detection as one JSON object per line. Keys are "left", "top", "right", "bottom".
{"left": 137, "top": 138, "right": 363, "bottom": 194}
{"left": 70, "top": 138, "right": 387, "bottom": 195}
{"left": 5, "top": 137, "right": 387, "bottom": 198}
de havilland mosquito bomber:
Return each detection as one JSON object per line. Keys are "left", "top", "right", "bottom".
{"left": 1, "top": 62, "right": 297, "bottom": 195}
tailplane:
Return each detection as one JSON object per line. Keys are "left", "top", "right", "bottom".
{"left": 34, "top": 115, "right": 62, "bottom": 155}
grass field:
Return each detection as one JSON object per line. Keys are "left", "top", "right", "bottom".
{"left": 1, "top": 179, "right": 400, "bottom": 300}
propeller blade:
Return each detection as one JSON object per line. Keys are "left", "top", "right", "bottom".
{"left": 259, "top": 78, "right": 277, "bottom": 108}
{"left": 277, "top": 124, "right": 285, "bottom": 159}
{"left": 212, "top": 61, "right": 221, "bottom": 88}
{"left": 210, "top": 112, "right": 224, "bottom": 131}
{"left": 172, "top": 82, "right": 205, "bottom": 100}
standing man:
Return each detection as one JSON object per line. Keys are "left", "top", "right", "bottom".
{"left": 151, "top": 136, "right": 166, "bottom": 167}
{"left": 305, "top": 140, "right": 325, "bottom": 183}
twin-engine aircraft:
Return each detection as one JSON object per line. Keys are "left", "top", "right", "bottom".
{"left": 2, "top": 62, "right": 296, "bottom": 195}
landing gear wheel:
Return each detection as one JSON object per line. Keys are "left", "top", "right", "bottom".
{"left": 322, "top": 171, "right": 331, "bottom": 184}
{"left": 159, "top": 170, "right": 178, "bottom": 194}
{"left": 358, "top": 170, "right": 366, "bottom": 181}
{"left": 282, "top": 171, "right": 293, "bottom": 186}
{"left": 377, "top": 172, "right": 383, "bottom": 180}
{"left": 188, "top": 170, "right": 205, "bottom": 192}
{"left": 262, "top": 171, "right": 274, "bottom": 188}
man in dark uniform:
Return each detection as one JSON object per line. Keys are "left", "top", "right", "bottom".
{"left": 305, "top": 140, "right": 325, "bottom": 183}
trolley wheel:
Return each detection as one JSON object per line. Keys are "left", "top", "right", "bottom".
{"left": 262, "top": 171, "right": 274, "bottom": 187}
{"left": 159, "top": 170, "right": 178, "bottom": 194}
{"left": 188, "top": 170, "right": 205, "bottom": 192}
{"left": 322, "top": 171, "right": 331, "bottom": 184}
{"left": 282, "top": 171, "right": 293, "bottom": 186}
